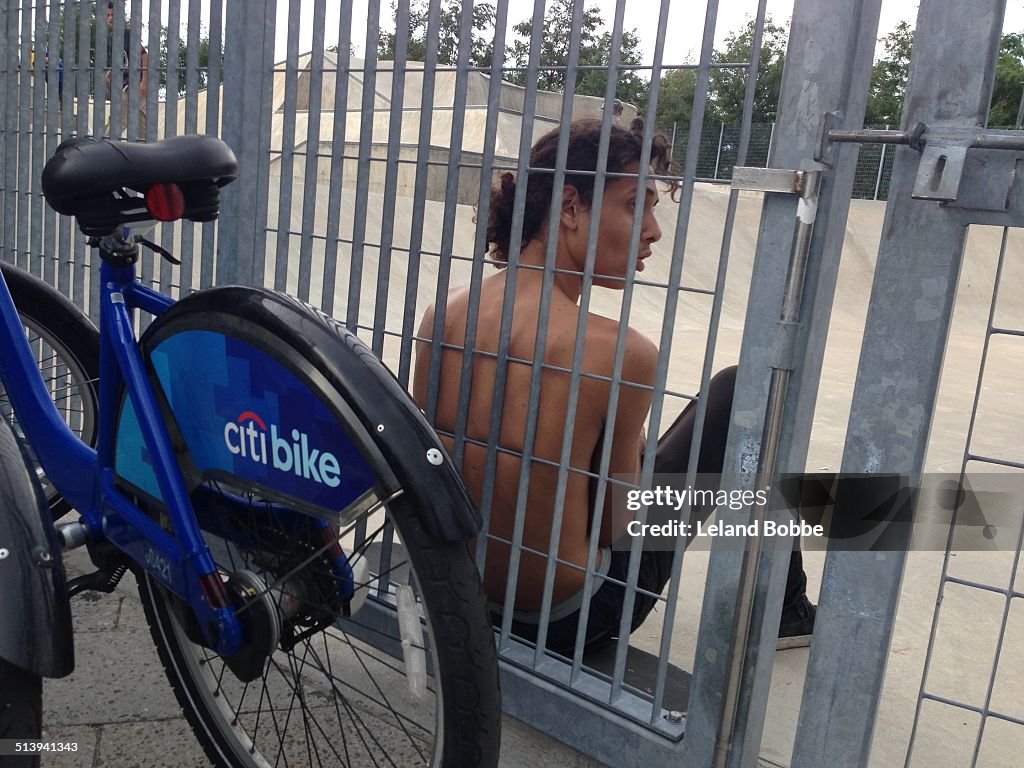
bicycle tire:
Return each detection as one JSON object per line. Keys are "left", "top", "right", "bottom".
{"left": 0, "top": 656, "right": 43, "bottom": 768}
{"left": 0, "top": 263, "right": 100, "bottom": 520}
{"left": 127, "top": 287, "right": 500, "bottom": 768}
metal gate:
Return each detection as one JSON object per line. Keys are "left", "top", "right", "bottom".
{"left": 1, "top": 1, "right": 1022, "bottom": 766}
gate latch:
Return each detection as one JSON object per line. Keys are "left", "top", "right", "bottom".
{"left": 815, "top": 112, "right": 1024, "bottom": 214}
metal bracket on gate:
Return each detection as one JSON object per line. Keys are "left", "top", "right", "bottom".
{"left": 814, "top": 112, "right": 1024, "bottom": 226}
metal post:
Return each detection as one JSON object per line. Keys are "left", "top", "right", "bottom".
{"left": 219, "top": 0, "right": 276, "bottom": 286}
{"left": 681, "top": 0, "right": 883, "bottom": 765}
{"left": 790, "top": 2, "right": 1008, "bottom": 766}
{"left": 712, "top": 170, "right": 821, "bottom": 768}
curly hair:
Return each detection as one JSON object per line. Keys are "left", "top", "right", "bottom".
{"left": 486, "top": 118, "right": 679, "bottom": 262}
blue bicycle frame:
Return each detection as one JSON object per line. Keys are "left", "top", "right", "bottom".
{"left": 0, "top": 244, "right": 245, "bottom": 657}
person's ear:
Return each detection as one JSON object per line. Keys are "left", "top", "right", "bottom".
{"left": 560, "top": 186, "right": 584, "bottom": 230}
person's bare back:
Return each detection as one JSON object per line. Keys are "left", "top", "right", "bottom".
{"left": 414, "top": 267, "right": 656, "bottom": 610}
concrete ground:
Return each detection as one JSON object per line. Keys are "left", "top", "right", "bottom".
{"left": 41, "top": 547, "right": 606, "bottom": 768}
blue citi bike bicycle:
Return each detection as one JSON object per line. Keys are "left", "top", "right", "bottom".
{"left": 0, "top": 135, "right": 501, "bottom": 767}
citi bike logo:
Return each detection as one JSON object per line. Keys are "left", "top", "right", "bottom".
{"left": 223, "top": 411, "right": 342, "bottom": 488}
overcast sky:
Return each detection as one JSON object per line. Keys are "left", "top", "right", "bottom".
{"left": 271, "top": 0, "right": 1024, "bottom": 64}
{"left": 117, "top": 0, "right": 1023, "bottom": 67}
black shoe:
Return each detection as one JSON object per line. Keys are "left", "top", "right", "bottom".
{"left": 777, "top": 595, "right": 816, "bottom": 650}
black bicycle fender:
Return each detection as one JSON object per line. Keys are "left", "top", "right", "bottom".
{"left": 0, "top": 420, "right": 74, "bottom": 678}
{"left": 141, "top": 287, "right": 482, "bottom": 543}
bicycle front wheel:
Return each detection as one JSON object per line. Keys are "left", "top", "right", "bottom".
{"left": 123, "top": 287, "right": 500, "bottom": 768}
{"left": 0, "top": 263, "right": 99, "bottom": 519}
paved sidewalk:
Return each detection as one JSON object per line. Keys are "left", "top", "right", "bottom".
{"left": 39, "top": 548, "right": 604, "bottom": 768}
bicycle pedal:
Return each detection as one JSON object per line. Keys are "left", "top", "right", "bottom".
{"left": 67, "top": 563, "right": 128, "bottom": 598}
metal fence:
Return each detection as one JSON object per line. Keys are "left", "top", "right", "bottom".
{"left": 1, "top": 1, "right": 1023, "bottom": 767}
{"left": 668, "top": 121, "right": 901, "bottom": 199}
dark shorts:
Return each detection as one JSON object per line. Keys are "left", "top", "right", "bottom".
{"left": 493, "top": 548, "right": 675, "bottom": 657}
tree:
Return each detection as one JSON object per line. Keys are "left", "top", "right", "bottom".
{"left": 705, "top": 16, "right": 788, "bottom": 124}
{"left": 866, "top": 24, "right": 1022, "bottom": 128}
{"left": 864, "top": 21, "right": 912, "bottom": 126}
{"left": 377, "top": 0, "right": 496, "bottom": 68}
{"left": 158, "top": 25, "right": 214, "bottom": 96}
{"left": 653, "top": 68, "right": 697, "bottom": 129}
{"left": 988, "top": 32, "right": 1024, "bottom": 127}
{"left": 506, "top": 0, "right": 647, "bottom": 107}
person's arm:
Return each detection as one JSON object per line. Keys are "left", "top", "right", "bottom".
{"left": 597, "top": 328, "right": 657, "bottom": 547}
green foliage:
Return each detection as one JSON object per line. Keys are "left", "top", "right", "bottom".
{"left": 506, "top": 0, "right": 647, "bottom": 107}
{"left": 989, "top": 32, "right": 1024, "bottom": 127}
{"left": 377, "top": 0, "right": 496, "bottom": 68}
{"left": 865, "top": 21, "right": 912, "bottom": 126}
{"left": 158, "top": 25, "right": 214, "bottom": 96}
{"left": 866, "top": 23, "right": 1023, "bottom": 128}
{"left": 653, "top": 68, "right": 698, "bottom": 128}
{"left": 705, "top": 16, "right": 788, "bottom": 124}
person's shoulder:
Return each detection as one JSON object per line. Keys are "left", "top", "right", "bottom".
{"left": 583, "top": 316, "right": 657, "bottom": 386}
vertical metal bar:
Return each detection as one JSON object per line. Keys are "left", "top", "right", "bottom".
{"left": 487, "top": 0, "right": 549, "bottom": 652}
{"left": 395, "top": 0, "right": 441, "bottom": 393}
{"left": 318, "top": 1, "right": 352, "bottom": 315}
{"left": 683, "top": 0, "right": 885, "bottom": 764}
{"left": 295, "top": 0, "right": 327, "bottom": 305}
{"left": 0, "top": 0, "right": 12, "bottom": 270}
{"left": 791, "top": 2, "right": 1006, "bottom": 766}
{"left": 200, "top": 0, "right": 224, "bottom": 288}
{"left": 125, "top": 0, "right": 143, "bottom": 143}
{"left": 58, "top": 0, "right": 75, "bottom": 301}
{"left": 440, "top": 0, "right": 507, "bottom": 456}
{"left": 160, "top": 0, "right": 182, "bottom": 295}
{"left": 134, "top": 0, "right": 160, "bottom": 293}
{"left": 272, "top": 0, "right": 301, "bottom": 293}
{"left": 649, "top": 0, "right": 772, "bottom": 722}
{"left": 424, "top": 0, "right": 478, "bottom": 373}
{"left": 105, "top": 0, "right": 120, "bottom": 139}
{"left": 144, "top": 0, "right": 159, "bottom": 143}
{"left": 28, "top": 0, "right": 46, "bottom": 279}
{"left": 512, "top": 0, "right": 592, "bottom": 669}
{"left": 343, "top": 0, "right": 381, "bottom": 330}
{"left": 184, "top": 0, "right": 200, "bottom": 135}
{"left": 177, "top": 0, "right": 202, "bottom": 295}
{"left": 42, "top": 0, "right": 61, "bottom": 288}
{"left": 369, "top": 0, "right": 409, "bottom": 354}
{"left": 16, "top": 0, "right": 30, "bottom": 272}
{"left": 446, "top": 0, "right": 510, "bottom": 571}
{"left": 591, "top": 0, "right": 676, "bottom": 703}
{"left": 219, "top": 0, "right": 275, "bottom": 287}
{"left": 713, "top": 172, "right": 821, "bottom": 768}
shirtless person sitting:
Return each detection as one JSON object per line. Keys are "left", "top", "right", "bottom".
{"left": 413, "top": 118, "right": 814, "bottom": 655}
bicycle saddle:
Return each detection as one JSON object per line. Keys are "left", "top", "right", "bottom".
{"left": 42, "top": 135, "right": 239, "bottom": 235}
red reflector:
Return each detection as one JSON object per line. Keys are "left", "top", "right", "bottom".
{"left": 145, "top": 182, "right": 186, "bottom": 221}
